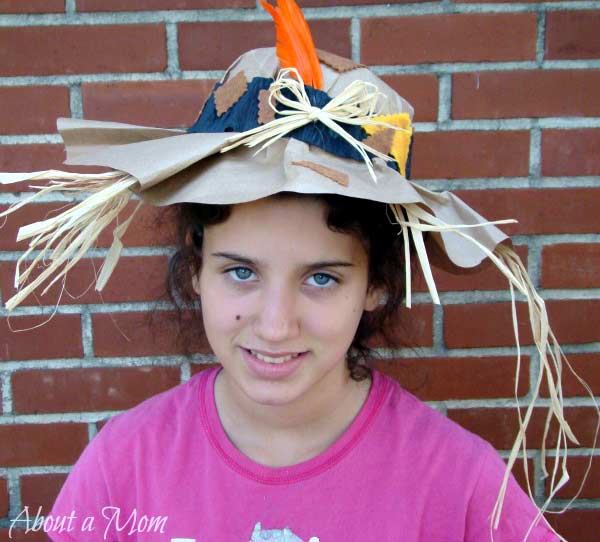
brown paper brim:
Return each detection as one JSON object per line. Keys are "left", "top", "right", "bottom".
{"left": 57, "top": 117, "right": 507, "bottom": 270}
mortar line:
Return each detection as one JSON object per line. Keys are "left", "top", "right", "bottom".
{"left": 351, "top": 17, "right": 361, "bottom": 63}
{"left": 536, "top": 9, "right": 546, "bottom": 66}
{"left": 437, "top": 73, "right": 452, "bottom": 124}
{"left": 1, "top": 372, "right": 12, "bottom": 415}
{"left": 68, "top": 83, "right": 83, "bottom": 119}
{"left": 0, "top": 3, "right": 598, "bottom": 26}
{"left": 166, "top": 22, "right": 181, "bottom": 76}
{"left": 65, "top": 0, "right": 76, "bottom": 15}
{"left": 529, "top": 127, "right": 542, "bottom": 182}
{"left": 6, "top": 471, "right": 20, "bottom": 524}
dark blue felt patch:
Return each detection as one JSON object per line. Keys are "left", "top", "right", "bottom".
{"left": 187, "top": 76, "right": 408, "bottom": 177}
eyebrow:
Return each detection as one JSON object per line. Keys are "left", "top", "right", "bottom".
{"left": 210, "top": 251, "right": 354, "bottom": 270}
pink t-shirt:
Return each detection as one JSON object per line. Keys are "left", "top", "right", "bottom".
{"left": 46, "top": 366, "right": 559, "bottom": 542}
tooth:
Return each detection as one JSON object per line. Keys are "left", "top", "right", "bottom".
{"left": 251, "top": 350, "right": 297, "bottom": 364}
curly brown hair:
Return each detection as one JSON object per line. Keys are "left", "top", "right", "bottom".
{"left": 164, "top": 191, "right": 419, "bottom": 382}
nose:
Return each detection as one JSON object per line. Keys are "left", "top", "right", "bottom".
{"left": 252, "top": 283, "right": 301, "bottom": 343}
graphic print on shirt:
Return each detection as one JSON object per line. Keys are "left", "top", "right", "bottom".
{"left": 249, "top": 521, "right": 320, "bottom": 541}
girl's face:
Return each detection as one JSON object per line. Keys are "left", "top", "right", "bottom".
{"left": 194, "top": 195, "right": 380, "bottom": 409}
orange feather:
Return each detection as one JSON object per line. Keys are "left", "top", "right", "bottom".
{"left": 260, "top": 0, "right": 323, "bottom": 90}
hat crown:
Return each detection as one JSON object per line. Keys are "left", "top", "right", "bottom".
{"left": 217, "top": 47, "right": 414, "bottom": 120}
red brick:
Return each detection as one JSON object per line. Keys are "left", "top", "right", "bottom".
{"left": 546, "top": 509, "right": 600, "bottom": 542}
{"left": 0, "top": 25, "right": 166, "bottom": 76}
{"left": 0, "top": 477, "right": 7, "bottom": 517}
{"left": 381, "top": 74, "right": 438, "bottom": 122}
{"left": 546, "top": 10, "right": 600, "bottom": 60}
{"left": 0, "top": 529, "right": 48, "bottom": 542}
{"left": 506, "top": 457, "right": 535, "bottom": 498}
{"left": 444, "top": 302, "right": 531, "bottom": 349}
{"left": 369, "top": 304, "right": 433, "bottom": 348}
{"left": 82, "top": 80, "right": 216, "bottom": 129}
{"left": 0, "top": 145, "right": 65, "bottom": 178}
{"left": 0, "top": 255, "right": 169, "bottom": 308}
{"left": 179, "top": 19, "right": 351, "bottom": 71}
{"left": 454, "top": 188, "right": 600, "bottom": 235}
{"left": 540, "top": 353, "right": 600, "bottom": 399}
{"left": 99, "top": 202, "right": 178, "bottom": 248}
{"left": 430, "top": 245, "right": 528, "bottom": 292}
{"left": 0, "top": 0, "right": 64, "bottom": 13}
{"left": 12, "top": 366, "right": 180, "bottom": 414}
{"left": 0, "top": 203, "right": 70, "bottom": 251}
{"left": 544, "top": 455, "right": 600, "bottom": 499}
{"left": 372, "top": 355, "right": 529, "bottom": 400}
{"left": 0, "top": 201, "right": 176, "bottom": 252}
{"left": 361, "top": 14, "right": 536, "bottom": 65}
{"left": 445, "top": 300, "right": 600, "bottom": 348}
{"left": 20, "top": 474, "right": 68, "bottom": 516}
{"left": 453, "top": 70, "right": 600, "bottom": 119}
{"left": 92, "top": 310, "right": 210, "bottom": 358}
{"left": 0, "top": 146, "right": 106, "bottom": 192}
{"left": 448, "top": 406, "right": 597, "bottom": 450}
{"left": 411, "top": 130, "right": 529, "bottom": 179}
{"left": 547, "top": 299, "right": 600, "bottom": 345}
{"left": 78, "top": 0, "right": 254, "bottom": 9}
{"left": 541, "top": 129, "right": 600, "bottom": 177}
{"left": 541, "top": 243, "right": 600, "bottom": 289}
{"left": 0, "top": 423, "right": 87, "bottom": 467}
{"left": 0, "top": 87, "right": 70, "bottom": 135}
{"left": 190, "top": 362, "right": 220, "bottom": 376}
{"left": 0, "top": 315, "right": 83, "bottom": 362}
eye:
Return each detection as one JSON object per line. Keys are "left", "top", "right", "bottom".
{"left": 226, "top": 266, "right": 255, "bottom": 282}
{"left": 307, "top": 272, "right": 337, "bottom": 288}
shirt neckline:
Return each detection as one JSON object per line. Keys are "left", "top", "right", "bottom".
{"left": 198, "top": 365, "right": 388, "bottom": 485}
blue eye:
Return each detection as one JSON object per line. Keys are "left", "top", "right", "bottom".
{"left": 227, "top": 267, "right": 255, "bottom": 281}
{"left": 308, "top": 273, "right": 336, "bottom": 287}
{"left": 225, "top": 268, "right": 337, "bottom": 287}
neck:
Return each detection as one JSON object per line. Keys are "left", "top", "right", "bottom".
{"left": 214, "top": 364, "right": 372, "bottom": 466}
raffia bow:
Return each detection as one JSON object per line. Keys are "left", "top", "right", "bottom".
{"left": 220, "top": 68, "right": 411, "bottom": 182}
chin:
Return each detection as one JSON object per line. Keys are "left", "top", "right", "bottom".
{"left": 241, "top": 379, "right": 304, "bottom": 407}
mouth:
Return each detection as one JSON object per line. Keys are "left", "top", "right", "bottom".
{"left": 243, "top": 348, "right": 306, "bottom": 364}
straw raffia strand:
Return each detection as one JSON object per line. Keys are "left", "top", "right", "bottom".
{"left": 220, "top": 68, "right": 411, "bottom": 182}
{"left": 0, "top": 170, "right": 141, "bottom": 312}
{"left": 388, "top": 202, "right": 600, "bottom": 542}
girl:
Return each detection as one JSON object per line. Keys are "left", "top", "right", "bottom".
{"left": 41, "top": 192, "right": 560, "bottom": 542}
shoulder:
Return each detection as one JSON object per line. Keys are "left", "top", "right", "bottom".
{"left": 376, "top": 369, "right": 490, "bottom": 460}
{"left": 97, "top": 366, "right": 213, "bottom": 449}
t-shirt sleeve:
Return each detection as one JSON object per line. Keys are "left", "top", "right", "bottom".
{"left": 465, "top": 443, "right": 560, "bottom": 542}
{"left": 45, "top": 419, "right": 121, "bottom": 542}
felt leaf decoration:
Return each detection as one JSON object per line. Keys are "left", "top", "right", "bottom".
{"left": 317, "top": 49, "right": 363, "bottom": 73}
{"left": 291, "top": 160, "right": 349, "bottom": 187}
{"left": 260, "top": 0, "right": 323, "bottom": 90}
{"left": 214, "top": 71, "right": 248, "bottom": 116}
{"left": 257, "top": 89, "right": 276, "bottom": 125}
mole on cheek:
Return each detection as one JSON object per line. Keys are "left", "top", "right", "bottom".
{"left": 236, "top": 315, "right": 241, "bottom": 321}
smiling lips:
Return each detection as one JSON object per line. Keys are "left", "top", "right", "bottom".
{"left": 246, "top": 348, "right": 305, "bottom": 364}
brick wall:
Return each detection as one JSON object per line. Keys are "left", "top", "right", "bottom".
{"left": 0, "top": 1, "right": 598, "bottom": 541}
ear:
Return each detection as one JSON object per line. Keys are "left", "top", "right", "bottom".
{"left": 191, "top": 268, "right": 201, "bottom": 297}
{"left": 364, "top": 284, "right": 386, "bottom": 312}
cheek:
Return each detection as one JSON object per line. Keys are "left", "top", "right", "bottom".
{"left": 303, "top": 290, "right": 366, "bottom": 343}
{"left": 199, "top": 276, "right": 247, "bottom": 336}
